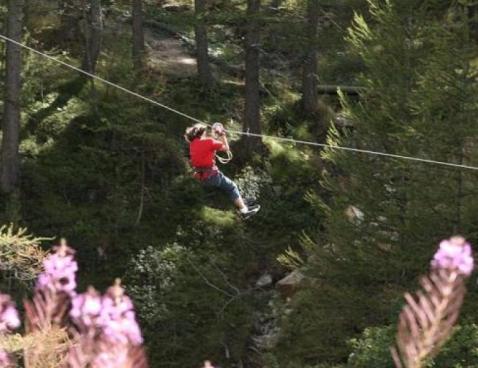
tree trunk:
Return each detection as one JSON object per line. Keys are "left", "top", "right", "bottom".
{"left": 82, "top": 0, "right": 103, "bottom": 74}
{"left": 467, "top": 2, "right": 478, "bottom": 39}
{"left": 1, "top": 0, "right": 24, "bottom": 194}
{"left": 194, "top": 0, "right": 214, "bottom": 89}
{"left": 302, "top": 0, "right": 319, "bottom": 115}
{"left": 59, "top": 0, "right": 81, "bottom": 43}
{"left": 243, "top": 0, "right": 262, "bottom": 149}
{"left": 132, "top": 0, "right": 145, "bottom": 70}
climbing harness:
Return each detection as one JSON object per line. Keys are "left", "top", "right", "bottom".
{"left": 2, "top": 33, "right": 478, "bottom": 172}
{"left": 193, "top": 167, "right": 219, "bottom": 181}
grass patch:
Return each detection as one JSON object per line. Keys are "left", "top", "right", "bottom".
{"left": 200, "top": 206, "right": 236, "bottom": 227}
{"left": 264, "top": 137, "right": 303, "bottom": 163}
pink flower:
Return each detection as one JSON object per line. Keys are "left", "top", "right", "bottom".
{"left": 91, "top": 347, "right": 128, "bottom": 368}
{"left": 70, "top": 287, "right": 102, "bottom": 331}
{"left": 0, "top": 294, "right": 20, "bottom": 333}
{"left": 36, "top": 241, "right": 78, "bottom": 296}
{"left": 70, "top": 279, "right": 143, "bottom": 347}
{"left": 431, "top": 236, "right": 474, "bottom": 276}
{"left": 98, "top": 280, "right": 143, "bottom": 346}
{"left": 0, "top": 295, "right": 18, "bottom": 368}
{"left": 0, "top": 350, "right": 13, "bottom": 367}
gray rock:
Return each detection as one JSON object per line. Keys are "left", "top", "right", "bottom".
{"left": 276, "top": 270, "right": 305, "bottom": 298}
{"left": 256, "top": 273, "right": 273, "bottom": 288}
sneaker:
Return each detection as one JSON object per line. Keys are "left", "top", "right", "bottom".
{"left": 241, "top": 204, "right": 261, "bottom": 220}
{"left": 244, "top": 198, "right": 257, "bottom": 207}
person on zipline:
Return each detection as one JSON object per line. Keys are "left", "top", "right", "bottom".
{"left": 185, "top": 123, "right": 260, "bottom": 219}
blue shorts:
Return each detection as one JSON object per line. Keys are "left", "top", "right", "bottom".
{"left": 202, "top": 171, "right": 241, "bottom": 201}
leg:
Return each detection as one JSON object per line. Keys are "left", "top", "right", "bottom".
{"left": 216, "top": 173, "right": 246, "bottom": 210}
{"left": 218, "top": 174, "right": 260, "bottom": 218}
{"left": 204, "top": 172, "right": 260, "bottom": 218}
{"left": 234, "top": 196, "right": 247, "bottom": 211}
{"left": 203, "top": 172, "right": 246, "bottom": 209}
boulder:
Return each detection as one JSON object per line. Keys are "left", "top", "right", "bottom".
{"left": 163, "top": 3, "right": 192, "bottom": 12}
{"left": 344, "top": 205, "right": 364, "bottom": 224}
{"left": 276, "top": 270, "right": 305, "bottom": 298}
{"left": 256, "top": 273, "right": 273, "bottom": 288}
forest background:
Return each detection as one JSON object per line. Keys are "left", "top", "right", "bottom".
{"left": 2, "top": 0, "right": 478, "bottom": 367}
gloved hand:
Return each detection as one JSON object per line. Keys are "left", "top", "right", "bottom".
{"left": 212, "top": 122, "right": 226, "bottom": 136}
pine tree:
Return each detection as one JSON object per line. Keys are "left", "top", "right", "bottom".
{"left": 194, "top": 0, "right": 214, "bottom": 89}
{"left": 275, "top": 0, "right": 478, "bottom": 364}
{"left": 1, "top": 0, "right": 24, "bottom": 196}
{"left": 132, "top": 0, "right": 145, "bottom": 71}
{"left": 243, "top": 0, "right": 263, "bottom": 151}
{"left": 301, "top": 0, "right": 319, "bottom": 115}
{"left": 82, "top": 0, "right": 103, "bottom": 74}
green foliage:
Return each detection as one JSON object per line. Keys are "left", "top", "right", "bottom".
{"left": 11, "top": 0, "right": 478, "bottom": 367}
{"left": 127, "top": 243, "right": 190, "bottom": 325}
{"left": 125, "top": 229, "right": 258, "bottom": 368}
{"left": 347, "top": 326, "right": 395, "bottom": 368}
{"left": 274, "top": 0, "right": 478, "bottom": 366}
{"left": 348, "top": 324, "right": 478, "bottom": 368}
{"left": 433, "top": 324, "right": 478, "bottom": 368}
{"left": 0, "top": 225, "right": 47, "bottom": 282}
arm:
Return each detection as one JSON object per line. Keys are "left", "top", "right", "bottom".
{"left": 217, "top": 133, "right": 230, "bottom": 152}
{"left": 210, "top": 128, "right": 230, "bottom": 152}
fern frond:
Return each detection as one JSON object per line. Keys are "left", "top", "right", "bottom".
{"left": 391, "top": 236, "right": 473, "bottom": 368}
{"left": 22, "top": 328, "right": 70, "bottom": 368}
{"left": 24, "top": 288, "right": 70, "bottom": 333}
{"left": 0, "top": 224, "right": 49, "bottom": 281}
{"left": 277, "top": 247, "right": 304, "bottom": 270}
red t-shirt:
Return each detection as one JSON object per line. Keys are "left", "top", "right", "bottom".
{"left": 189, "top": 138, "right": 225, "bottom": 168}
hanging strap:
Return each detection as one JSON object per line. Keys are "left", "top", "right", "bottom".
{"left": 216, "top": 150, "right": 233, "bottom": 165}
